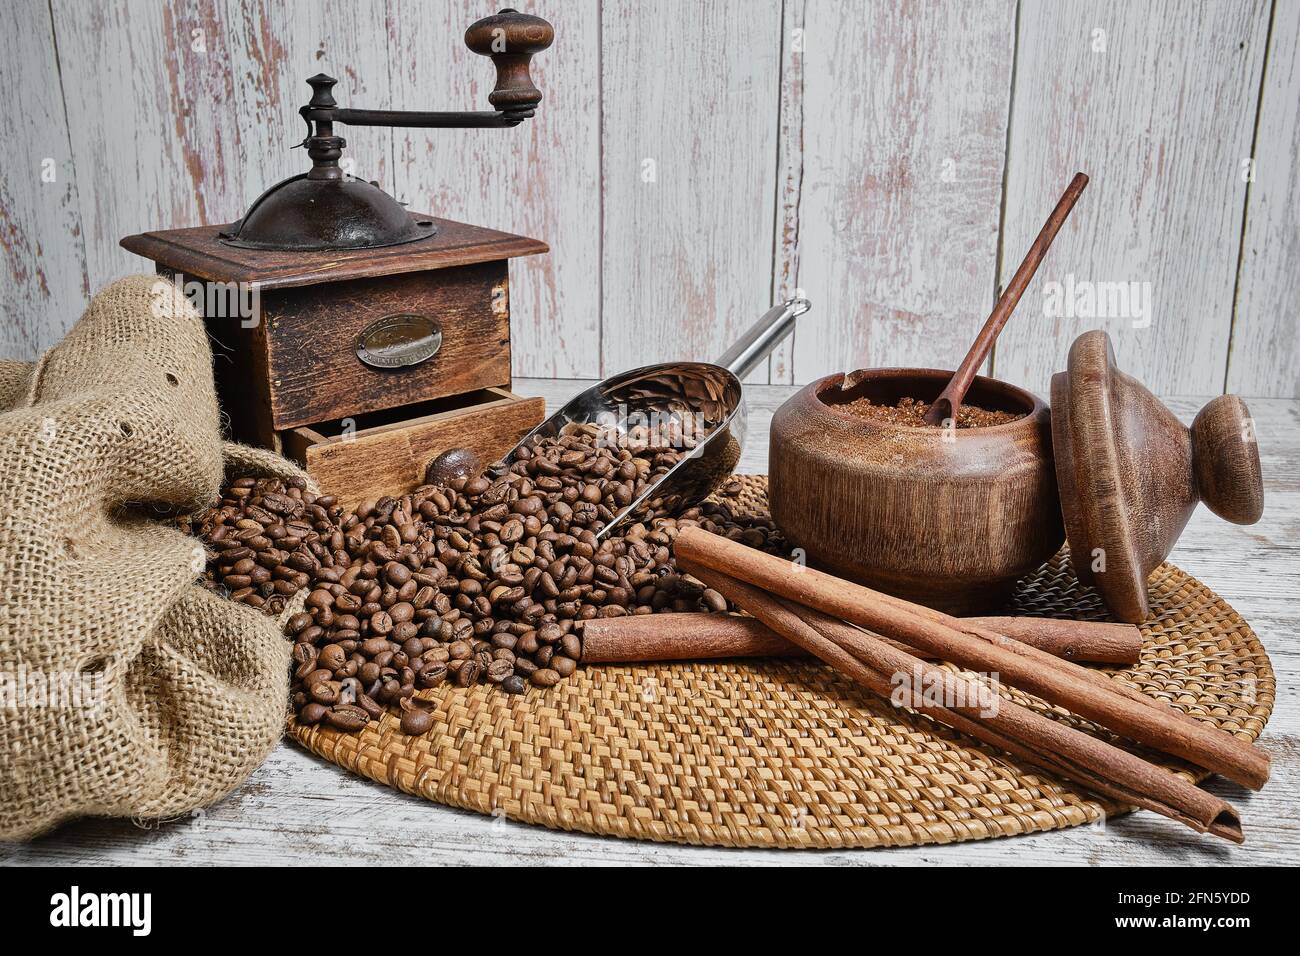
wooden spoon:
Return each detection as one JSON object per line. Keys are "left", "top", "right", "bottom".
{"left": 923, "top": 172, "right": 1090, "bottom": 426}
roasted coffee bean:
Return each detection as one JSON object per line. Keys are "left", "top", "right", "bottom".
{"left": 456, "top": 659, "right": 483, "bottom": 687}
{"left": 517, "top": 630, "right": 540, "bottom": 655}
{"left": 530, "top": 668, "right": 561, "bottom": 688}
{"left": 299, "top": 702, "right": 329, "bottom": 725}
{"left": 560, "top": 633, "right": 582, "bottom": 660}
{"left": 310, "top": 681, "right": 340, "bottom": 705}
{"left": 702, "top": 588, "right": 728, "bottom": 613}
{"left": 501, "top": 675, "right": 527, "bottom": 695}
{"left": 300, "top": 667, "right": 332, "bottom": 689}
{"left": 399, "top": 699, "right": 436, "bottom": 735}
{"left": 318, "top": 643, "right": 346, "bottom": 671}
{"left": 326, "top": 704, "right": 369, "bottom": 732}
{"left": 417, "top": 663, "right": 448, "bottom": 688}
{"left": 356, "top": 692, "right": 384, "bottom": 720}
{"left": 424, "top": 447, "right": 482, "bottom": 488}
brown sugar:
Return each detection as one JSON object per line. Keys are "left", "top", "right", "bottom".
{"left": 840, "top": 395, "right": 1024, "bottom": 428}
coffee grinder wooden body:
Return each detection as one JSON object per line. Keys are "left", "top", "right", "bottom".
{"left": 121, "top": 9, "right": 556, "bottom": 507}
{"left": 121, "top": 216, "right": 547, "bottom": 508}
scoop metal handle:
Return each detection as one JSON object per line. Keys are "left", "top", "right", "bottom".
{"left": 715, "top": 296, "right": 812, "bottom": 379}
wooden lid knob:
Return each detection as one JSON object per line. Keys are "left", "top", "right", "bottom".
{"left": 465, "top": 9, "right": 554, "bottom": 115}
{"left": 1191, "top": 394, "right": 1264, "bottom": 524}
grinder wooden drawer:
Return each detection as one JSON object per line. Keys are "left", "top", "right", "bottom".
{"left": 263, "top": 260, "right": 511, "bottom": 431}
{"left": 281, "top": 387, "right": 544, "bottom": 509}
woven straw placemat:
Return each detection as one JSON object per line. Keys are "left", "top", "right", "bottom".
{"left": 288, "top": 476, "right": 1274, "bottom": 849}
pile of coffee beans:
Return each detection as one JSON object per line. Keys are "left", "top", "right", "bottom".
{"left": 179, "top": 475, "right": 331, "bottom": 618}
{"left": 182, "top": 426, "right": 783, "bottom": 735}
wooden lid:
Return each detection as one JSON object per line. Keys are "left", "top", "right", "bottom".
{"left": 1050, "top": 334, "right": 1150, "bottom": 622}
{"left": 120, "top": 214, "right": 548, "bottom": 290}
{"left": 1051, "top": 330, "right": 1263, "bottom": 623}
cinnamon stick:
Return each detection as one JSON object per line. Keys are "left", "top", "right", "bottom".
{"left": 582, "top": 613, "right": 796, "bottom": 662}
{"left": 579, "top": 612, "right": 1141, "bottom": 665}
{"left": 674, "top": 527, "right": 1270, "bottom": 790}
{"left": 691, "top": 564, "right": 1242, "bottom": 843}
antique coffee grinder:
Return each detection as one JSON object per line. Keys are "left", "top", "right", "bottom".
{"left": 122, "top": 9, "right": 552, "bottom": 506}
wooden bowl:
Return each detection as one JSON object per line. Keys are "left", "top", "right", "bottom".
{"left": 768, "top": 368, "right": 1063, "bottom": 614}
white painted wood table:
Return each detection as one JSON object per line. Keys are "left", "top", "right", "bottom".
{"left": 3, "top": 379, "right": 1295, "bottom": 866}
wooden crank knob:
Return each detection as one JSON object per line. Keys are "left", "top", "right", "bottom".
{"left": 1191, "top": 394, "right": 1264, "bottom": 525}
{"left": 465, "top": 8, "right": 554, "bottom": 116}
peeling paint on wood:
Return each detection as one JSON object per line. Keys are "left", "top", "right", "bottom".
{"left": 785, "top": 0, "right": 1016, "bottom": 387}
{"left": 387, "top": 0, "right": 601, "bottom": 380}
{"left": 3, "top": 0, "right": 1297, "bottom": 393}
{"left": 224, "top": 0, "right": 394, "bottom": 225}
{"left": 599, "top": 0, "right": 783, "bottom": 380}
{"left": 52, "top": 0, "right": 247, "bottom": 292}
{"left": 766, "top": 0, "right": 807, "bottom": 387}
{"left": 992, "top": 0, "right": 1271, "bottom": 399}
{"left": 0, "top": 0, "right": 88, "bottom": 357}
{"left": 1226, "top": 0, "right": 1300, "bottom": 398}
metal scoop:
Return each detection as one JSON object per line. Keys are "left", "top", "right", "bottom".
{"left": 500, "top": 296, "right": 811, "bottom": 537}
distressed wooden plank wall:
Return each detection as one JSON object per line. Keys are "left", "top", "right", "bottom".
{"left": 51, "top": 0, "right": 241, "bottom": 297}
{"left": 0, "top": 0, "right": 87, "bottom": 357}
{"left": 782, "top": 0, "right": 1016, "bottom": 387}
{"left": 224, "top": 0, "right": 394, "bottom": 226}
{"left": 388, "top": 0, "right": 601, "bottom": 379}
{"left": 1227, "top": 0, "right": 1300, "bottom": 398}
{"left": 599, "top": 0, "right": 783, "bottom": 381}
{"left": 1, "top": 0, "right": 1297, "bottom": 396}
{"left": 992, "top": 0, "right": 1272, "bottom": 399}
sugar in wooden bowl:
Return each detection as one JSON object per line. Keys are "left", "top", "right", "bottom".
{"left": 839, "top": 395, "right": 1025, "bottom": 429}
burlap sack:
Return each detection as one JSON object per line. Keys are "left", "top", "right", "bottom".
{"left": 0, "top": 275, "right": 297, "bottom": 839}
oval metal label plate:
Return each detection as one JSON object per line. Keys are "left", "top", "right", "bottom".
{"left": 356, "top": 314, "right": 442, "bottom": 370}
